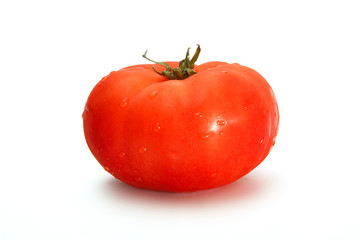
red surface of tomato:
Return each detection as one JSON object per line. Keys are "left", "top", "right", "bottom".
{"left": 83, "top": 45, "right": 279, "bottom": 192}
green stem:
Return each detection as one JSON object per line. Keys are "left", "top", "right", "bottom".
{"left": 142, "top": 44, "right": 201, "bottom": 80}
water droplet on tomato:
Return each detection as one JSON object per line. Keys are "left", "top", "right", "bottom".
{"left": 219, "top": 131, "right": 224, "bottom": 136}
{"left": 272, "top": 138, "right": 276, "bottom": 146}
{"left": 82, "top": 106, "right": 90, "bottom": 119}
{"left": 216, "top": 119, "right": 227, "bottom": 126}
{"left": 120, "top": 97, "right": 129, "bottom": 107}
{"left": 152, "top": 122, "right": 161, "bottom": 132}
{"left": 138, "top": 146, "right": 147, "bottom": 154}
{"left": 97, "top": 148, "right": 104, "bottom": 153}
{"left": 221, "top": 71, "right": 228, "bottom": 74}
{"left": 194, "top": 112, "right": 203, "bottom": 118}
{"left": 260, "top": 138, "right": 265, "bottom": 144}
{"left": 202, "top": 132, "right": 214, "bottom": 139}
{"left": 135, "top": 176, "right": 143, "bottom": 183}
{"left": 118, "top": 152, "right": 125, "bottom": 158}
{"left": 149, "top": 89, "right": 159, "bottom": 98}
{"left": 105, "top": 166, "right": 115, "bottom": 175}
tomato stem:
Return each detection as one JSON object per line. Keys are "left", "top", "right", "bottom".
{"left": 142, "top": 44, "right": 201, "bottom": 80}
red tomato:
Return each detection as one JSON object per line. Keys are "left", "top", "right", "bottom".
{"left": 83, "top": 45, "right": 279, "bottom": 192}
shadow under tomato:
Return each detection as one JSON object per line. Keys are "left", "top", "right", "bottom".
{"left": 99, "top": 170, "right": 279, "bottom": 209}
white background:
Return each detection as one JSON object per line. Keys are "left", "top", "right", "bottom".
{"left": 1, "top": 0, "right": 359, "bottom": 239}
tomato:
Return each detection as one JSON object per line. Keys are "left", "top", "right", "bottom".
{"left": 83, "top": 45, "right": 279, "bottom": 192}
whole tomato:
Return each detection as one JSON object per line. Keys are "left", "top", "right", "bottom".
{"left": 83, "top": 45, "right": 279, "bottom": 192}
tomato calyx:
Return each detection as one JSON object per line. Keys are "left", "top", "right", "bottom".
{"left": 142, "top": 44, "right": 201, "bottom": 80}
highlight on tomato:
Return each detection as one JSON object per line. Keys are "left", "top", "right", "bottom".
{"left": 83, "top": 45, "right": 279, "bottom": 192}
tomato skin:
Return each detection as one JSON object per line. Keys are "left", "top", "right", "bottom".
{"left": 83, "top": 61, "right": 279, "bottom": 192}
